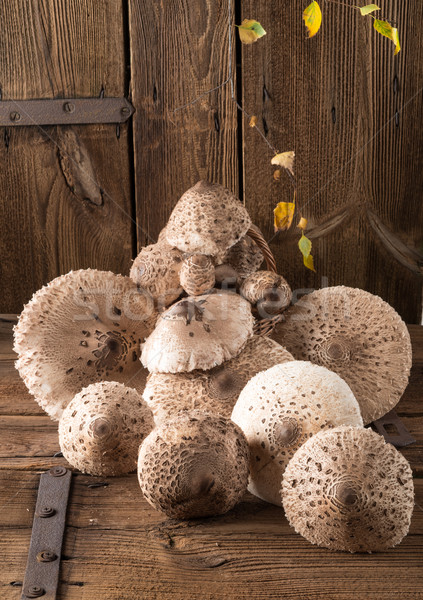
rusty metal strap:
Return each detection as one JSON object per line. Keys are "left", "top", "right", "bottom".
{"left": 21, "top": 467, "right": 72, "bottom": 599}
{"left": 372, "top": 410, "right": 416, "bottom": 448}
{"left": 0, "top": 98, "right": 134, "bottom": 126}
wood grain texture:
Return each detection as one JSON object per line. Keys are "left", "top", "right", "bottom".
{"left": 0, "top": 0, "right": 134, "bottom": 314}
{"left": 129, "top": 0, "right": 238, "bottom": 249}
{"left": 241, "top": 0, "right": 423, "bottom": 323}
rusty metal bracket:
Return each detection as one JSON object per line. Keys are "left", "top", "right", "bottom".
{"left": 21, "top": 467, "right": 72, "bottom": 599}
{"left": 0, "top": 97, "right": 134, "bottom": 126}
{"left": 372, "top": 410, "right": 416, "bottom": 448}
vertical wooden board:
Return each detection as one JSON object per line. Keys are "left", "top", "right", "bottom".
{"left": 241, "top": 1, "right": 423, "bottom": 322}
{"left": 130, "top": 0, "right": 238, "bottom": 249}
{"left": 0, "top": 0, "right": 134, "bottom": 314}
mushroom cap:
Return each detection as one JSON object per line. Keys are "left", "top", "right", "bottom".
{"left": 276, "top": 286, "right": 412, "bottom": 424}
{"left": 179, "top": 254, "right": 215, "bottom": 296}
{"left": 240, "top": 270, "right": 292, "bottom": 316}
{"left": 231, "top": 361, "right": 363, "bottom": 506}
{"left": 282, "top": 426, "right": 414, "bottom": 553}
{"left": 219, "top": 231, "right": 264, "bottom": 278}
{"left": 129, "top": 240, "right": 183, "bottom": 307}
{"left": 141, "top": 292, "right": 255, "bottom": 373}
{"left": 59, "top": 381, "right": 155, "bottom": 476}
{"left": 165, "top": 181, "right": 252, "bottom": 256}
{"left": 14, "top": 269, "right": 157, "bottom": 420}
{"left": 137, "top": 410, "right": 249, "bottom": 519}
{"left": 143, "top": 336, "right": 294, "bottom": 424}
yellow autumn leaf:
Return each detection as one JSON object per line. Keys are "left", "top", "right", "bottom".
{"left": 360, "top": 4, "right": 380, "bottom": 16}
{"left": 303, "top": 253, "right": 316, "bottom": 272}
{"left": 271, "top": 151, "right": 295, "bottom": 177}
{"left": 303, "top": 1, "right": 322, "bottom": 38}
{"left": 249, "top": 115, "right": 258, "bottom": 127}
{"left": 374, "top": 19, "right": 401, "bottom": 55}
{"left": 298, "top": 217, "right": 308, "bottom": 229}
{"left": 237, "top": 19, "right": 267, "bottom": 45}
{"left": 298, "top": 233, "right": 316, "bottom": 271}
{"left": 273, "top": 169, "right": 281, "bottom": 181}
{"left": 274, "top": 201, "right": 295, "bottom": 232}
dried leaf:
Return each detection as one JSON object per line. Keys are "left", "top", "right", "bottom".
{"left": 298, "top": 233, "right": 312, "bottom": 257}
{"left": 303, "top": 2, "right": 322, "bottom": 38}
{"left": 238, "top": 19, "right": 267, "bottom": 45}
{"left": 303, "top": 253, "right": 316, "bottom": 272}
{"left": 271, "top": 151, "right": 295, "bottom": 176}
{"left": 274, "top": 201, "right": 295, "bottom": 232}
{"left": 298, "top": 217, "right": 308, "bottom": 229}
{"left": 360, "top": 4, "right": 380, "bottom": 16}
{"left": 374, "top": 19, "right": 401, "bottom": 54}
{"left": 249, "top": 115, "right": 258, "bottom": 127}
{"left": 273, "top": 169, "right": 281, "bottom": 181}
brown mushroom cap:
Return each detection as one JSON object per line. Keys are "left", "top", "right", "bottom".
{"left": 240, "top": 270, "right": 292, "bottom": 316}
{"left": 179, "top": 254, "right": 215, "bottom": 296}
{"left": 59, "top": 381, "right": 155, "bottom": 476}
{"left": 143, "top": 336, "right": 294, "bottom": 424}
{"left": 129, "top": 240, "right": 183, "bottom": 308}
{"left": 137, "top": 411, "right": 249, "bottom": 519}
{"left": 165, "top": 181, "right": 252, "bottom": 256}
{"left": 219, "top": 230, "right": 264, "bottom": 278}
{"left": 282, "top": 426, "right": 414, "bottom": 553}
{"left": 276, "top": 286, "right": 412, "bottom": 424}
{"left": 141, "top": 293, "right": 254, "bottom": 373}
{"left": 231, "top": 361, "right": 363, "bottom": 506}
{"left": 14, "top": 269, "right": 157, "bottom": 420}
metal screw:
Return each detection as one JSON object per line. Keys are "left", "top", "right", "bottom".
{"left": 9, "top": 111, "right": 21, "bottom": 122}
{"left": 23, "top": 585, "right": 45, "bottom": 598}
{"left": 120, "top": 106, "right": 130, "bottom": 116}
{"left": 63, "top": 102, "right": 75, "bottom": 113}
{"left": 49, "top": 466, "right": 67, "bottom": 477}
{"left": 37, "top": 551, "right": 57, "bottom": 563}
{"left": 37, "top": 506, "right": 55, "bottom": 518}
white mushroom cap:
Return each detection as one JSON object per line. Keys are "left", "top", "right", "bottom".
{"left": 143, "top": 336, "right": 294, "bottom": 423}
{"left": 179, "top": 254, "right": 215, "bottom": 296}
{"left": 231, "top": 361, "right": 363, "bottom": 506}
{"left": 14, "top": 269, "right": 157, "bottom": 420}
{"left": 59, "top": 381, "right": 155, "bottom": 476}
{"left": 129, "top": 240, "right": 183, "bottom": 307}
{"left": 282, "top": 426, "right": 414, "bottom": 553}
{"left": 276, "top": 286, "right": 412, "bottom": 424}
{"left": 166, "top": 181, "right": 252, "bottom": 256}
{"left": 141, "top": 293, "right": 254, "bottom": 373}
{"left": 137, "top": 411, "right": 249, "bottom": 519}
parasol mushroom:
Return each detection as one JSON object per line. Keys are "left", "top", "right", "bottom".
{"left": 240, "top": 270, "right": 292, "bottom": 316}
{"left": 179, "top": 254, "right": 215, "bottom": 296}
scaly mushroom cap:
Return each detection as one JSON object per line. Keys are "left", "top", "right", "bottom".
{"left": 179, "top": 254, "right": 215, "bottom": 296}
{"left": 276, "top": 286, "right": 412, "bottom": 424}
{"left": 240, "top": 270, "right": 292, "bottom": 316}
{"left": 59, "top": 381, "right": 155, "bottom": 476}
{"left": 141, "top": 293, "right": 254, "bottom": 373}
{"left": 14, "top": 269, "right": 157, "bottom": 420}
{"left": 282, "top": 426, "right": 414, "bottom": 553}
{"left": 138, "top": 411, "right": 249, "bottom": 519}
{"left": 130, "top": 240, "right": 183, "bottom": 307}
{"left": 144, "top": 336, "right": 294, "bottom": 423}
{"left": 166, "top": 181, "right": 252, "bottom": 256}
{"left": 231, "top": 361, "right": 363, "bottom": 506}
{"left": 219, "top": 231, "right": 264, "bottom": 278}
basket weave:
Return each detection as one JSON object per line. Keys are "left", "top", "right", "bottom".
{"left": 247, "top": 226, "right": 283, "bottom": 338}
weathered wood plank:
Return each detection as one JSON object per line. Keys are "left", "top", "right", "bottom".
{"left": 129, "top": 0, "right": 238, "bottom": 249}
{"left": 241, "top": 0, "right": 423, "bottom": 323}
{"left": 0, "top": 0, "right": 134, "bottom": 314}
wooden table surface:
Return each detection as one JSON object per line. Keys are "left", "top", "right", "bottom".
{"left": 1, "top": 315, "right": 422, "bottom": 600}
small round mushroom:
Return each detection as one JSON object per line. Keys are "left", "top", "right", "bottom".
{"left": 240, "top": 271, "right": 292, "bottom": 316}
{"left": 59, "top": 381, "right": 155, "bottom": 476}
{"left": 220, "top": 229, "right": 264, "bottom": 278}
{"left": 231, "top": 361, "right": 363, "bottom": 506}
{"left": 282, "top": 426, "right": 414, "bottom": 553}
{"left": 276, "top": 286, "right": 412, "bottom": 424}
{"left": 141, "top": 293, "right": 254, "bottom": 373}
{"left": 14, "top": 269, "right": 157, "bottom": 420}
{"left": 138, "top": 411, "right": 249, "bottom": 519}
{"left": 130, "top": 240, "right": 183, "bottom": 308}
{"left": 179, "top": 254, "right": 215, "bottom": 296}
{"left": 166, "top": 181, "right": 252, "bottom": 256}
{"left": 143, "top": 336, "right": 294, "bottom": 424}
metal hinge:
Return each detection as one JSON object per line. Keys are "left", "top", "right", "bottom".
{"left": 372, "top": 410, "right": 416, "bottom": 447}
{"left": 0, "top": 97, "right": 134, "bottom": 126}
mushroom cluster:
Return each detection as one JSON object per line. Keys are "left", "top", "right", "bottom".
{"left": 13, "top": 180, "right": 414, "bottom": 551}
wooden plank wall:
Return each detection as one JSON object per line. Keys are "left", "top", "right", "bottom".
{"left": 0, "top": 0, "right": 134, "bottom": 314}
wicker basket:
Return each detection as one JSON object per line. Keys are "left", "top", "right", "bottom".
{"left": 246, "top": 227, "right": 284, "bottom": 338}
